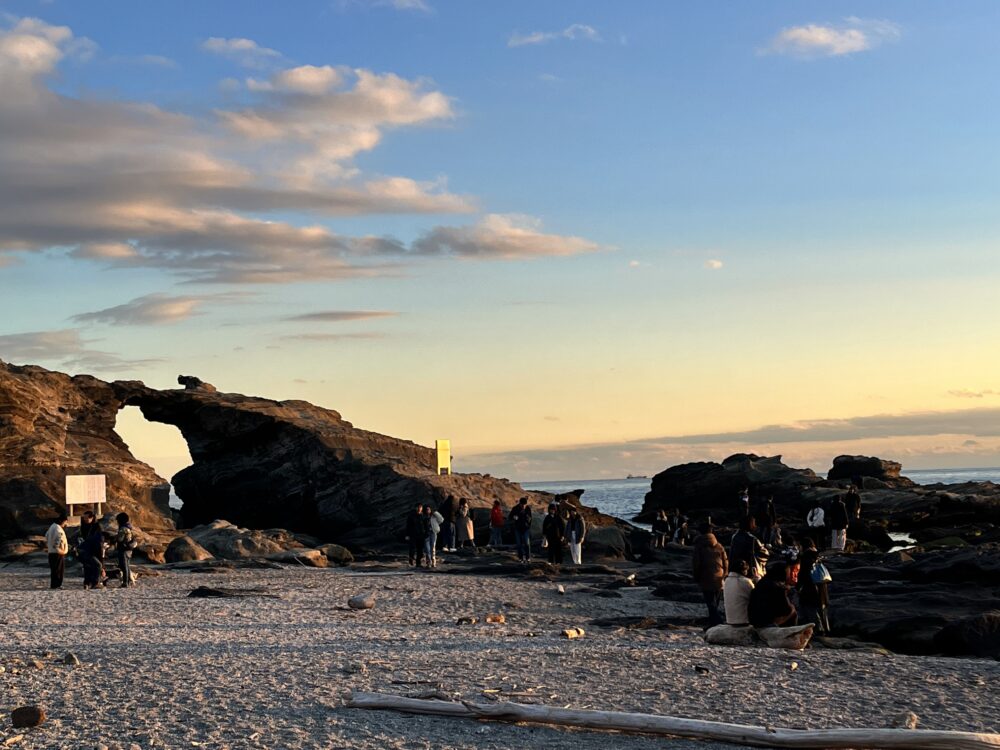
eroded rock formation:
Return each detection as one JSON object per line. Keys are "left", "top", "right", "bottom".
{"left": 0, "top": 361, "right": 172, "bottom": 539}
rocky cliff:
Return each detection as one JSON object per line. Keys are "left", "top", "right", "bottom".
{"left": 0, "top": 361, "right": 172, "bottom": 538}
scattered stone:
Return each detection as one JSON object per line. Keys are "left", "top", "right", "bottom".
{"left": 561, "top": 627, "right": 585, "bottom": 639}
{"left": 694, "top": 665, "right": 710, "bottom": 674}
{"left": 891, "top": 711, "right": 920, "bottom": 729}
{"left": 11, "top": 706, "right": 45, "bottom": 728}
{"left": 267, "top": 549, "right": 328, "bottom": 568}
{"left": 348, "top": 594, "right": 375, "bottom": 610}
{"left": 456, "top": 616, "right": 478, "bottom": 625}
{"left": 556, "top": 585, "right": 565, "bottom": 595}
{"left": 485, "top": 613, "right": 505, "bottom": 624}
{"left": 63, "top": 652, "right": 80, "bottom": 666}
{"left": 29, "top": 660, "right": 44, "bottom": 670}
{"left": 789, "top": 661, "right": 798, "bottom": 671}
{"left": 187, "top": 586, "right": 278, "bottom": 599}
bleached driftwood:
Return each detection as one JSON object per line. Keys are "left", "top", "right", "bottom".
{"left": 347, "top": 691, "right": 1000, "bottom": 750}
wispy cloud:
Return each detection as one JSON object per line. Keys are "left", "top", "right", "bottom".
{"left": 0, "top": 329, "right": 159, "bottom": 371}
{"left": 949, "top": 389, "right": 999, "bottom": 399}
{"left": 201, "top": 36, "right": 282, "bottom": 69}
{"left": 286, "top": 332, "right": 386, "bottom": 342}
{"left": 761, "top": 17, "right": 901, "bottom": 59}
{"left": 70, "top": 292, "right": 247, "bottom": 325}
{"left": 704, "top": 259, "right": 723, "bottom": 270}
{"left": 413, "top": 214, "right": 601, "bottom": 260}
{"left": 508, "top": 23, "right": 601, "bottom": 48}
{"left": 283, "top": 310, "right": 397, "bottom": 322}
{"left": 338, "top": 0, "right": 432, "bottom": 12}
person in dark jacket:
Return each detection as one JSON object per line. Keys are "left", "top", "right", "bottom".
{"left": 729, "top": 517, "right": 768, "bottom": 581}
{"left": 406, "top": 503, "right": 425, "bottom": 566}
{"left": 844, "top": 485, "right": 862, "bottom": 520}
{"left": 736, "top": 488, "right": 750, "bottom": 521}
{"left": 509, "top": 498, "right": 533, "bottom": 562}
{"left": 115, "top": 512, "right": 137, "bottom": 588}
{"left": 542, "top": 504, "right": 565, "bottom": 565}
{"left": 79, "top": 526, "right": 107, "bottom": 590}
{"left": 797, "top": 538, "right": 831, "bottom": 634}
{"left": 828, "top": 497, "right": 849, "bottom": 551}
{"left": 748, "top": 561, "right": 797, "bottom": 628}
{"left": 439, "top": 495, "right": 457, "bottom": 552}
{"left": 692, "top": 523, "right": 728, "bottom": 627}
{"left": 754, "top": 497, "right": 776, "bottom": 544}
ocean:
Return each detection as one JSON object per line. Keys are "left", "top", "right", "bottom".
{"left": 522, "top": 467, "right": 1000, "bottom": 523}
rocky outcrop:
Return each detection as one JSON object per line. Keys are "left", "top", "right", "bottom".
{"left": 0, "top": 360, "right": 173, "bottom": 540}
{"left": 637, "top": 454, "right": 821, "bottom": 524}
{"left": 827, "top": 455, "right": 915, "bottom": 489}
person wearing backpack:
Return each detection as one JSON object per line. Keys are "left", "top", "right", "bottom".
{"left": 509, "top": 497, "right": 533, "bottom": 562}
{"left": 115, "top": 512, "right": 139, "bottom": 588}
{"left": 797, "top": 537, "right": 831, "bottom": 634}
{"left": 729, "top": 517, "right": 769, "bottom": 581}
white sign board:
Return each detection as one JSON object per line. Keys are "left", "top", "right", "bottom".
{"left": 65, "top": 474, "right": 107, "bottom": 506}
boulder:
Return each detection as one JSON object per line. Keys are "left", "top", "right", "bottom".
{"left": 827, "top": 455, "right": 914, "bottom": 488}
{"left": 584, "top": 525, "right": 629, "bottom": 559}
{"left": 11, "top": 706, "right": 45, "bottom": 728}
{"left": 165, "top": 535, "right": 214, "bottom": 563}
{"left": 268, "top": 549, "right": 328, "bottom": 567}
{"left": 933, "top": 612, "right": 1000, "bottom": 658}
{"left": 756, "top": 624, "right": 814, "bottom": 650}
{"left": 316, "top": 543, "right": 354, "bottom": 566}
{"left": 902, "top": 545, "right": 1000, "bottom": 585}
{"left": 0, "top": 537, "right": 44, "bottom": 561}
{"left": 185, "top": 521, "right": 303, "bottom": 559}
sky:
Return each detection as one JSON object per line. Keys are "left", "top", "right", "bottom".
{"left": 1, "top": 1, "right": 999, "bottom": 483}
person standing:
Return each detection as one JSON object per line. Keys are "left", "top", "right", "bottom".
{"left": 542, "top": 504, "right": 565, "bottom": 565}
{"left": 45, "top": 513, "right": 69, "bottom": 589}
{"left": 844, "top": 485, "right": 862, "bottom": 521}
{"left": 566, "top": 508, "right": 586, "bottom": 565}
{"left": 828, "top": 496, "right": 849, "bottom": 552}
{"left": 797, "top": 538, "right": 831, "bottom": 634}
{"left": 729, "top": 517, "right": 769, "bottom": 581}
{"left": 423, "top": 505, "right": 442, "bottom": 568}
{"left": 115, "top": 512, "right": 138, "bottom": 588}
{"left": 509, "top": 497, "right": 533, "bottom": 562}
{"left": 439, "top": 495, "right": 457, "bottom": 552}
{"left": 806, "top": 499, "right": 825, "bottom": 550}
{"left": 79, "top": 525, "right": 106, "bottom": 590}
{"left": 406, "top": 503, "right": 425, "bottom": 566}
{"left": 736, "top": 488, "right": 750, "bottom": 522}
{"left": 692, "top": 523, "right": 728, "bottom": 627}
{"left": 488, "top": 500, "right": 505, "bottom": 548}
{"left": 456, "top": 498, "right": 475, "bottom": 549}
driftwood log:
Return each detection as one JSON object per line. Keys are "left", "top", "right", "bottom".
{"left": 347, "top": 692, "right": 1000, "bottom": 750}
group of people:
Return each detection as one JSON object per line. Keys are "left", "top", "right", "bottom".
{"left": 651, "top": 510, "right": 692, "bottom": 547}
{"left": 692, "top": 504, "right": 835, "bottom": 634}
{"left": 806, "top": 485, "right": 862, "bottom": 552}
{"left": 44, "top": 510, "right": 139, "bottom": 590}
{"left": 403, "top": 496, "right": 587, "bottom": 568}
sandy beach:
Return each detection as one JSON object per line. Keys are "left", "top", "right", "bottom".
{"left": 1, "top": 559, "right": 998, "bottom": 750}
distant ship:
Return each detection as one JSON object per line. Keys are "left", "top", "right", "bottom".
{"left": 626, "top": 474, "right": 648, "bottom": 480}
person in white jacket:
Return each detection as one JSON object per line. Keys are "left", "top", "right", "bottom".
{"left": 722, "top": 559, "right": 755, "bottom": 626}
{"left": 45, "top": 513, "right": 69, "bottom": 589}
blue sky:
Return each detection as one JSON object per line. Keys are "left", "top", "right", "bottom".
{"left": 2, "top": 1, "right": 999, "bottom": 481}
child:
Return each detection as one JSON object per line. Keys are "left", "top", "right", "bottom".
{"left": 115, "top": 512, "right": 138, "bottom": 587}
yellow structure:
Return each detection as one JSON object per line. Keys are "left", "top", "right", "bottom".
{"left": 435, "top": 439, "right": 452, "bottom": 475}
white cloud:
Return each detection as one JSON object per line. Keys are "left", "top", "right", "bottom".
{"left": 705, "top": 259, "right": 723, "bottom": 270}
{"left": 762, "top": 17, "right": 901, "bottom": 59}
{"left": 0, "top": 18, "right": 599, "bottom": 286}
{"left": 137, "top": 54, "right": 177, "bottom": 68}
{"left": 628, "top": 260, "right": 641, "bottom": 268}
{"left": 201, "top": 37, "right": 282, "bottom": 69}
{"left": 339, "top": 0, "right": 432, "bottom": 12}
{"left": 508, "top": 24, "right": 601, "bottom": 48}
{"left": 413, "top": 214, "right": 600, "bottom": 260}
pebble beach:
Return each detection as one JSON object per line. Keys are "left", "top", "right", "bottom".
{"left": 1, "top": 561, "right": 998, "bottom": 750}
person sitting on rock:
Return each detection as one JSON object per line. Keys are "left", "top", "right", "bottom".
{"left": 729, "top": 516, "right": 768, "bottom": 581}
{"left": 748, "top": 561, "right": 798, "bottom": 629}
{"left": 723, "top": 559, "right": 755, "bottom": 626}
{"left": 509, "top": 498, "right": 533, "bottom": 563}
{"left": 692, "top": 522, "right": 728, "bottom": 627}
{"left": 797, "top": 537, "right": 831, "bottom": 635}
{"left": 542, "top": 503, "right": 565, "bottom": 565}
{"left": 828, "top": 496, "right": 850, "bottom": 552}
{"left": 488, "top": 500, "right": 505, "bottom": 549}
{"left": 405, "top": 503, "right": 425, "bottom": 566}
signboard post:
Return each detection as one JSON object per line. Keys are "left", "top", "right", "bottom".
{"left": 435, "top": 440, "right": 451, "bottom": 476}
{"left": 65, "top": 474, "right": 107, "bottom": 517}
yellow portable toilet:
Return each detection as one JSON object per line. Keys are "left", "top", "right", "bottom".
{"left": 435, "top": 439, "right": 452, "bottom": 476}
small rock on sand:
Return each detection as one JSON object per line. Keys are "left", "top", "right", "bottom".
{"left": 892, "top": 711, "right": 920, "bottom": 729}
{"left": 63, "top": 652, "right": 80, "bottom": 666}
{"left": 348, "top": 594, "right": 375, "bottom": 610}
{"left": 11, "top": 706, "right": 46, "bottom": 728}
